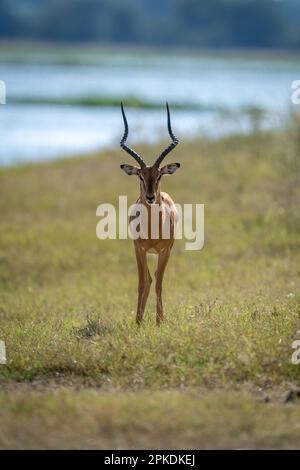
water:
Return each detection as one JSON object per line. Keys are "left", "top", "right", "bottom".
{"left": 0, "top": 50, "right": 299, "bottom": 166}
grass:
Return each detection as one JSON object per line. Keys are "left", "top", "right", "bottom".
{"left": 1, "top": 125, "right": 300, "bottom": 448}
{"left": 10, "top": 95, "right": 220, "bottom": 111}
{"left": 10, "top": 95, "right": 225, "bottom": 111}
{"left": 2, "top": 388, "right": 300, "bottom": 450}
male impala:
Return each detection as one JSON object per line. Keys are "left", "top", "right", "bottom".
{"left": 120, "top": 103, "right": 180, "bottom": 325}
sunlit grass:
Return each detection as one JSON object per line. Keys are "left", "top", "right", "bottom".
{"left": 1, "top": 127, "right": 300, "bottom": 448}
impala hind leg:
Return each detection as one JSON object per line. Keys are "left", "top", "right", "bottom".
{"left": 135, "top": 246, "right": 152, "bottom": 325}
{"left": 155, "top": 249, "right": 171, "bottom": 326}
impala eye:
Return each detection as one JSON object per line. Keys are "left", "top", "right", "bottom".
{"left": 139, "top": 176, "right": 145, "bottom": 183}
{"left": 157, "top": 175, "right": 162, "bottom": 182}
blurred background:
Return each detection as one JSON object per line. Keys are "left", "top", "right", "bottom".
{"left": 0, "top": 0, "right": 300, "bottom": 165}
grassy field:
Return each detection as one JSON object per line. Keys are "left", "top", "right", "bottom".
{"left": 1, "top": 125, "right": 300, "bottom": 449}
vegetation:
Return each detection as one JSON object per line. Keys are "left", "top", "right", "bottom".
{"left": 10, "top": 95, "right": 222, "bottom": 111}
{"left": 2, "top": 389, "right": 300, "bottom": 449}
{"left": 1, "top": 120, "right": 300, "bottom": 448}
{"left": 1, "top": 0, "right": 300, "bottom": 49}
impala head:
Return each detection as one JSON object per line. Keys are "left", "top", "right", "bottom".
{"left": 120, "top": 103, "right": 180, "bottom": 204}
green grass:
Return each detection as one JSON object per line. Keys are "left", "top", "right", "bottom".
{"left": 10, "top": 95, "right": 220, "bottom": 110}
{"left": 1, "top": 127, "right": 300, "bottom": 448}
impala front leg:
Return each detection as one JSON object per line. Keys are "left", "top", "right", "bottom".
{"left": 155, "top": 249, "right": 171, "bottom": 326}
{"left": 135, "top": 245, "right": 152, "bottom": 325}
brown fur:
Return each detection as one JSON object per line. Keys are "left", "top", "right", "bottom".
{"left": 124, "top": 164, "right": 179, "bottom": 326}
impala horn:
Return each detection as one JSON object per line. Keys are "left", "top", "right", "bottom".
{"left": 120, "top": 103, "right": 146, "bottom": 168}
{"left": 154, "top": 102, "right": 179, "bottom": 167}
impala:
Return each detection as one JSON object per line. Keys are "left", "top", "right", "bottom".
{"left": 120, "top": 103, "right": 180, "bottom": 325}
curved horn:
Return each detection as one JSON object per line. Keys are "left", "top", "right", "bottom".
{"left": 154, "top": 102, "right": 179, "bottom": 167}
{"left": 120, "top": 103, "right": 146, "bottom": 168}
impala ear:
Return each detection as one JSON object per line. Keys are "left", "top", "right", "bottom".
{"left": 120, "top": 164, "right": 140, "bottom": 176}
{"left": 160, "top": 163, "right": 180, "bottom": 175}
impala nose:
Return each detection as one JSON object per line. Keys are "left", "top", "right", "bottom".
{"left": 146, "top": 195, "right": 155, "bottom": 204}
